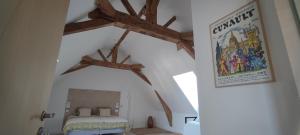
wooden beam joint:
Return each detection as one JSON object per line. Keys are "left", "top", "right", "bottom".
{"left": 146, "top": 0, "right": 159, "bottom": 24}
{"left": 155, "top": 90, "right": 172, "bottom": 126}
{"left": 121, "top": 0, "right": 137, "bottom": 16}
{"left": 64, "top": 1, "right": 195, "bottom": 59}
{"left": 96, "top": 0, "right": 117, "bottom": 16}
{"left": 180, "top": 32, "right": 193, "bottom": 41}
{"left": 64, "top": 19, "right": 113, "bottom": 35}
{"left": 177, "top": 40, "right": 195, "bottom": 59}
{"left": 131, "top": 69, "right": 152, "bottom": 85}
{"left": 98, "top": 49, "right": 108, "bottom": 62}
{"left": 163, "top": 16, "right": 176, "bottom": 27}
{"left": 120, "top": 55, "right": 131, "bottom": 64}
{"left": 61, "top": 64, "right": 91, "bottom": 75}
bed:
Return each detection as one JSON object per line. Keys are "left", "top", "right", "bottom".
{"left": 63, "top": 89, "right": 128, "bottom": 135}
{"left": 63, "top": 116, "right": 129, "bottom": 135}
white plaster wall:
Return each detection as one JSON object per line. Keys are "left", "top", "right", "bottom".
{"left": 274, "top": 0, "right": 300, "bottom": 98}
{"left": 153, "top": 111, "right": 198, "bottom": 134}
{"left": 191, "top": 0, "right": 300, "bottom": 135}
{"left": 45, "top": 66, "right": 157, "bottom": 134}
{"left": 140, "top": 60, "right": 198, "bottom": 134}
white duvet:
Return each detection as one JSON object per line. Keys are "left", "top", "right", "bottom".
{"left": 65, "top": 116, "right": 128, "bottom": 125}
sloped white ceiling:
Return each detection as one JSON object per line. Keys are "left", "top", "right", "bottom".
{"left": 55, "top": 0, "right": 196, "bottom": 114}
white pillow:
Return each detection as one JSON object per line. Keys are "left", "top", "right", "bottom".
{"left": 78, "top": 108, "right": 91, "bottom": 117}
{"left": 99, "top": 108, "right": 111, "bottom": 117}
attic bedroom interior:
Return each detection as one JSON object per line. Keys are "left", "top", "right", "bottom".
{"left": 1, "top": 0, "right": 300, "bottom": 135}
{"left": 46, "top": 0, "right": 198, "bottom": 134}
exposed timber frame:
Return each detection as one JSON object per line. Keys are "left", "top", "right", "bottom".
{"left": 62, "top": 47, "right": 173, "bottom": 126}
{"left": 155, "top": 90, "right": 173, "bottom": 126}
{"left": 64, "top": 0, "right": 195, "bottom": 59}
{"left": 63, "top": 0, "right": 177, "bottom": 126}
{"left": 62, "top": 48, "right": 151, "bottom": 85}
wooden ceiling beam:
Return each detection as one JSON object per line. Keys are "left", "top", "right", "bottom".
{"left": 131, "top": 69, "right": 152, "bottom": 85}
{"left": 62, "top": 53, "right": 151, "bottom": 87}
{"left": 81, "top": 55, "right": 144, "bottom": 70}
{"left": 121, "top": 0, "right": 137, "bottom": 16}
{"left": 97, "top": 49, "right": 108, "bottom": 62}
{"left": 112, "top": 12, "right": 180, "bottom": 43}
{"left": 177, "top": 40, "right": 195, "bottom": 59}
{"left": 152, "top": 0, "right": 160, "bottom": 23}
{"left": 116, "top": 30, "right": 130, "bottom": 47}
{"left": 106, "top": 6, "right": 146, "bottom": 58}
{"left": 64, "top": 19, "right": 113, "bottom": 35}
{"left": 111, "top": 47, "right": 118, "bottom": 63}
{"left": 145, "top": 0, "right": 152, "bottom": 23}
{"left": 61, "top": 64, "right": 91, "bottom": 75}
{"left": 154, "top": 90, "right": 173, "bottom": 127}
{"left": 113, "top": 12, "right": 195, "bottom": 58}
{"left": 109, "top": 30, "right": 129, "bottom": 60}
{"left": 81, "top": 55, "right": 94, "bottom": 62}
{"left": 180, "top": 32, "right": 193, "bottom": 41}
{"left": 146, "top": 0, "right": 159, "bottom": 24}
{"left": 138, "top": 5, "right": 146, "bottom": 17}
{"left": 64, "top": 1, "right": 195, "bottom": 59}
{"left": 96, "top": 0, "right": 117, "bottom": 16}
{"left": 131, "top": 64, "right": 145, "bottom": 69}
{"left": 89, "top": 5, "right": 179, "bottom": 42}
{"left": 73, "top": 10, "right": 182, "bottom": 47}
{"left": 163, "top": 16, "right": 176, "bottom": 27}
{"left": 120, "top": 55, "right": 131, "bottom": 64}
{"left": 106, "top": 30, "right": 129, "bottom": 58}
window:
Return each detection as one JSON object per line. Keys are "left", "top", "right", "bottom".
{"left": 173, "top": 71, "right": 199, "bottom": 112}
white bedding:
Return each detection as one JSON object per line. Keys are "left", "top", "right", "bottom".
{"left": 63, "top": 116, "right": 129, "bottom": 134}
{"left": 65, "top": 116, "right": 128, "bottom": 125}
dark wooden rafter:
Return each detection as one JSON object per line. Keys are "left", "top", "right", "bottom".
{"left": 115, "top": 11, "right": 194, "bottom": 58}
{"left": 138, "top": 5, "right": 147, "bottom": 17}
{"left": 62, "top": 64, "right": 91, "bottom": 75}
{"left": 106, "top": 30, "right": 130, "bottom": 58}
{"left": 80, "top": 55, "right": 144, "bottom": 70}
{"left": 154, "top": 90, "right": 173, "bottom": 126}
{"left": 116, "top": 30, "right": 130, "bottom": 47}
{"left": 62, "top": 48, "right": 151, "bottom": 85}
{"left": 121, "top": 0, "right": 137, "bottom": 16}
{"left": 120, "top": 55, "right": 130, "bottom": 64}
{"left": 163, "top": 16, "right": 176, "bottom": 27}
{"left": 145, "top": 0, "right": 152, "bottom": 22}
{"left": 106, "top": 6, "right": 146, "bottom": 58}
{"left": 64, "top": 0, "right": 195, "bottom": 59}
{"left": 177, "top": 40, "right": 195, "bottom": 58}
{"left": 86, "top": 9, "right": 181, "bottom": 44}
{"left": 131, "top": 69, "right": 152, "bottom": 85}
{"left": 111, "top": 47, "right": 118, "bottom": 63}
{"left": 98, "top": 49, "right": 108, "bottom": 62}
{"left": 64, "top": 19, "right": 113, "bottom": 35}
{"left": 110, "top": 12, "right": 180, "bottom": 44}
{"left": 180, "top": 32, "right": 193, "bottom": 41}
{"left": 146, "top": 0, "right": 160, "bottom": 24}
{"left": 96, "top": 0, "right": 117, "bottom": 16}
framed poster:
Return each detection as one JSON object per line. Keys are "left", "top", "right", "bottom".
{"left": 210, "top": 0, "right": 274, "bottom": 87}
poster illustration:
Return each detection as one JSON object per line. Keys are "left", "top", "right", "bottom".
{"left": 210, "top": 1, "right": 274, "bottom": 87}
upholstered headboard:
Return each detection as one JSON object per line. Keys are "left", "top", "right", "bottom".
{"left": 64, "top": 89, "right": 121, "bottom": 120}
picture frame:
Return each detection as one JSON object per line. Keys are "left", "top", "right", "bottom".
{"left": 209, "top": 0, "right": 275, "bottom": 87}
